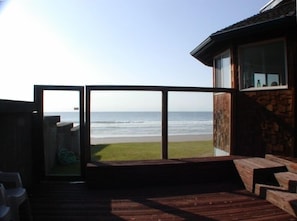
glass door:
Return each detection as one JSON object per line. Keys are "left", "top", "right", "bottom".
{"left": 34, "top": 85, "right": 85, "bottom": 179}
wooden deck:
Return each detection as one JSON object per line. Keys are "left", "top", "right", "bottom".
{"left": 25, "top": 156, "right": 297, "bottom": 220}
{"left": 234, "top": 155, "right": 297, "bottom": 217}
{"left": 28, "top": 181, "right": 297, "bottom": 221}
{"left": 30, "top": 183, "right": 297, "bottom": 221}
{"left": 86, "top": 156, "right": 244, "bottom": 188}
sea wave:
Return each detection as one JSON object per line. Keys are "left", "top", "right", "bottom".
{"left": 91, "top": 120, "right": 145, "bottom": 124}
{"left": 46, "top": 111, "right": 213, "bottom": 138}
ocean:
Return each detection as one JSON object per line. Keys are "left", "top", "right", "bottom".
{"left": 45, "top": 111, "right": 213, "bottom": 138}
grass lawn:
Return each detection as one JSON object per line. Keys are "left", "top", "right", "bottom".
{"left": 49, "top": 162, "right": 81, "bottom": 176}
{"left": 91, "top": 140, "right": 214, "bottom": 161}
{"left": 48, "top": 140, "right": 213, "bottom": 175}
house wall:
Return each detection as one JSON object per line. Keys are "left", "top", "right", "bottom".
{"left": 235, "top": 89, "right": 295, "bottom": 157}
{"left": 213, "top": 93, "right": 231, "bottom": 155}
{"left": 233, "top": 32, "right": 297, "bottom": 157}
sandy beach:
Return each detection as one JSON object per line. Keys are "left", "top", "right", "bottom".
{"left": 91, "top": 134, "right": 213, "bottom": 145}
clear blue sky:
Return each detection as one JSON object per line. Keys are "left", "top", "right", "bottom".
{"left": 0, "top": 0, "right": 268, "bottom": 111}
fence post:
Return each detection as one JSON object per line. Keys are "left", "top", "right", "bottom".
{"left": 162, "top": 89, "right": 168, "bottom": 159}
{"left": 85, "top": 87, "right": 91, "bottom": 163}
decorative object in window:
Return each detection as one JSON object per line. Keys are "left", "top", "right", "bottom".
{"left": 267, "top": 73, "right": 279, "bottom": 86}
{"left": 254, "top": 73, "right": 266, "bottom": 87}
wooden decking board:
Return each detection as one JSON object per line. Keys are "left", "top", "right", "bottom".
{"left": 275, "top": 171, "right": 297, "bottom": 192}
{"left": 233, "top": 155, "right": 297, "bottom": 217}
{"left": 28, "top": 182, "right": 297, "bottom": 221}
{"left": 234, "top": 157, "right": 287, "bottom": 192}
{"left": 235, "top": 157, "right": 285, "bottom": 168}
{"left": 266, "top": 189, "right": 297, "bottom": 217}
{"left": 243, "top": 214, "right": 297, "bottom": 221}
{"left": 87, "top": 156, "right": 244, "bottom": 188}
{"left": 266, "top": 154, "right": 297, "bottom": 173}
{"left": 255, "top": 183, "right": 286, "bottom": 198}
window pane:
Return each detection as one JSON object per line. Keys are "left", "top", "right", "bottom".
{"left": 214, "top": 51, "right": 231, "bottom": 88}
{"left": 215, "top": 59, "right": 221, "bottom": 87}
{"left": 239, "top": 40, "right": 287, "bottom": 90}
{"left": 222, "top": 54, "right": 231, "bottom": 88}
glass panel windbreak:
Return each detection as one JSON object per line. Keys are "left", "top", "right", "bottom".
{"left": 167, "top": 92, "right": 214, "bottom": 159}
{"left": 89, "top": 91, "right": 162, "bottom": 161}
{"left": 239, "top": 39, "right": 287, "bottom": 90}
{"left": 43, "top": 90, "right": 81, "bottom": 176}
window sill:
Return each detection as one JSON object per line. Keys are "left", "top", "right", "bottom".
{"left": 240, "top": 85, "right": 287, "bottom": 92}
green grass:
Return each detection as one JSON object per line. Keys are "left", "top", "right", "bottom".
{"left": 48, "top": 140, "right": 214, "bottom": 175}
{"left": 91, "top": 140, "right": 214, "bottom": 161}
{"left": 48, "top": 162, "right": 81, "bottom": 176}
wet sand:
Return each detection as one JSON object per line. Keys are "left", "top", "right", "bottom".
{"left": 91, "top": 134, "right": 213, "bottom": 145}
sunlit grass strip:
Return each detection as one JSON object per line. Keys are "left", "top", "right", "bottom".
{"left": 48, "top": 140, "right": 214, "bottom": 175}
{"left": 168, "top": 140, "right": 214, "bottom": 159}
{"left": 49, "top": 163, "right": 81, "bottom": 176}
{"left": 91, "top": 140, "right": 213, "bottom": 161}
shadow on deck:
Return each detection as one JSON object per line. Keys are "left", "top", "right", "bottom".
{"left": 86, "top": 156, "right": 244, "bottom": 188}
{"left": 28, "top": 156, "right": 297, "bottom": 221}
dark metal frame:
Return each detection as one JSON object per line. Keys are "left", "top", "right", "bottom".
{"left": 33, "top": 84, "right": 235, "bottom": 181}
{"left": 34, "top": 85, "right": 85, "bottom": 179}
{"left": 85, "top": 85, "right": 235, "bottom": 160}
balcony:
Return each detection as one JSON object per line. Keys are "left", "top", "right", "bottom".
{"left": 1, "top": 87, "right": 297, "bottom": 220}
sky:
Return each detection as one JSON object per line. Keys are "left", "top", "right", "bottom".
{"left": 0, "top": 0, "right": 269, "bottom": 111}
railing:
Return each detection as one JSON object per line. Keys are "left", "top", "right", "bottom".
{"left": 85, "top": 85, "right": 235, "bottom": 160}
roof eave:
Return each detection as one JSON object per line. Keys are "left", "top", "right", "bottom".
{"left": 190, "top": 16, "right": 296, "bottom": 67}
{"left": 260, "top": 0, "right": 285, "bottom": 12}
{"left": 190, "top": 37, "right": 214, "bottom": 66}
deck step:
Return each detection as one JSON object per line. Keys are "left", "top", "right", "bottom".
{"left": 254, "top": 183, "right": 286, "bottom": 198}
{"left": 266, "top": 189, "right": 297, "bottom": 217}
{"left": 266, "top": 154, "right": 297, "bottom": 173}
{"left": 275, "top": 171, "right": 297, "bottom": 192}
{"left": 87, "top": 156, "right": 243, "bottom": 188}
{"left": 234, "top": 157, "right": 287, "bottom": 192}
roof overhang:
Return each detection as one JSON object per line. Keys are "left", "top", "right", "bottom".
{"left": 191, "top": 16, "right": 296, "bottom": 67}
{"left": 260, "top": 0, "right": 285, "bottom": 12}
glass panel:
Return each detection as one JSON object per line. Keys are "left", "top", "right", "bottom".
{"left": 215, "top": 58, "right": 221, "bottom": 87}
{"left": 214, "top": 51, "right": 231, "bottom": 88}
{"left": 168, "top": 92, "right": 214, "bottom": 159}
{"left": 43, "top": 90, "right": 81, "bottom": 176}
{"left": 222, "top": 53, "right": 231, "bottom": 88}
{"left": 239, "top": 40, "right": 287, "bottom": 90}
{"left": 89, "top": 91, "right": 162, "bottom": 161}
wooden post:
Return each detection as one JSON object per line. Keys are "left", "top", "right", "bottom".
{"left": 162, "top": 89, "right": 168, "bottom": 159}
{"left": 33, "top": 86, "right": 46, "bottom": 182}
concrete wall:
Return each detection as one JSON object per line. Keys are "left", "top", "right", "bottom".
{"left": 57, "top": 122, "right": 74, "bottom": 151}
{"left": 43, "top": 116, "right": 60, "bottom": 174}
{"left": 71, "top": 125, "right": 80, "bottom": 156}
{"left": 43, "top": 117, "right": 80, "bottom": 173}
